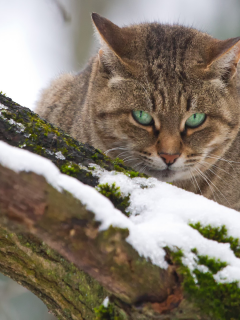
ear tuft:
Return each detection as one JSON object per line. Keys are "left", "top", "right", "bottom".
{"left": 91, "top": 13, "right": 134, "bottom": 59}
{"left": 206, "top": 36, "right": 240, "bottom": 82}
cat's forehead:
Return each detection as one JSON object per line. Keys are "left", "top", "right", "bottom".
{"left": 128, "top": 23, "right": 212, "bottom": 65}
{"left": 105, "top": 21, "right": 239, "bottom": 116}
{"left": 128, "top": 25, "right": 215, "bottom": 112}
{"left": 119, "top": 24, "right": 214, "bottom": 97}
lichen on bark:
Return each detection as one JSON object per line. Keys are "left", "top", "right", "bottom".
{"left": 0, "top": 227, "right": 108, "bottom": 320}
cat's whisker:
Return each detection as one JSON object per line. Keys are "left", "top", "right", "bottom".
{"left": 141, "top": 163, "right": 151, "bottom": 175}
{"left": 105, "top": 146, "right": 128, "bottom": 155}
{"left": 199, "top": 159, "right": 238, "bottom": 182}
{"left": 196, "top": 167, "right": 231, "bottom": 206}
{"left": 116, "top": 151, "right": 131, "bottom": 160}
{"left": 122, "top": 157, "right": 141, "bottom": 164}
{"left": 137, "top": 164, "right": 145, "bottom": 174}
{"left": 142, "top": 165, "right": 148, "bottom": 175}
{"left": 122, "top": 160, "right": 138, "bottom": 165}
{"left": 197, "top": 162, "right": 224, "bottom": 182}
{"left": 202, "top": 149, "right": 235, "bottom": 156}
{"left": 189, "top": 170, "right": 198, "bottom": 193}
{"left": 122, "top": 155, "right": 137, "bottom": 162}
{"left": 116, "top": 151, "right": 131, "bottom": 158}
{"left": 196, "top": 163, "right": 226, "bottom": 203}
{"left": 190, "top": 168, "right": 203, "bottom": 195}
{"left": 219, "top": 149, "right": 235, "bottom": 155}
{"left": 198, "top": 161, "right": 234, "bottom": 198}
{"left": 194, "top": 167, "right": 219, "bottom": 203}
{"left": 132, "top": 161, "right": 144, "bottom": 171}
{"left": 202, "top": 153, "right": 240, "bottom": 164}
{"left": 201, "top": 152, "right": 236, "bottom": 171}
{"left": 203, "top": 154, "right": 237, "bottom": 176}
{"left": 201, "top": 173, "right": 226, "bottom": 205}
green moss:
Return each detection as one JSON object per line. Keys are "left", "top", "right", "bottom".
{"left": 1, "top": 109, "right": 60, "bottom": 149}
{"left": 0, "top": 108, "right": 82, "bottom": 155}
{"left": 113, "top": 165, "right": 125, "bottom": 173}
{"left": 86, "top": 171, "right": 93, "bottom": 178}
{"left": 101, "top": 225, "right": 129, "bottom": 240}
{"left": 34, "top": 145, "right": 45, "bottom": 155}
{"left": 190, "top": 222, "right": 240, "bottom": 258}
{"left": 97, "top": 183, "right": 130, "bottom": 217}
{"left": 30, "top": 116, "right": 58, "bottom": 136}
{"left": 91, "top": 150, "right": 108, "bottom": 164}
{"left": 91, "top": 151, "right": 148, "bottom": 179}
{"left": 91, "top": 149, "right": 148, "bottom": 179}
{"left": 113, "top": 164, "right": 147, "bottom": 179}
{"left": 98, "top": 183, "right": 121, "bottom": 198}
{"left": 63, "top": 137, "right": 81, "bottom": 152}
{"left": 112, "top": 158, "right": 124, "bottom": 165}
{"left": 60, "top": 162, "right": 81, "bottom": 177}
{"left": 94, "top": 303, "right": 125, "bottom": 320}
{"left": 92, "top": 153, "right": 99, "bottom": 160}
{"left": 60, "top": 162, "right": 95, "bottom": 185}
{"left": 166, "top": 247, "right": 240, "bottom": 320}
{"left": 197, "top": 255, "right": 227, "bottom": 274}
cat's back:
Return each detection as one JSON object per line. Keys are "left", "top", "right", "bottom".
{"left": 36, "top": 58, "right": 95, "bottom": 134}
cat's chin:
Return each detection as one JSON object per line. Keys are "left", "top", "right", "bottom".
{"left": 156, "top": 169, "right": 176, "bottom": 182}
{"left": 146, "top": 168, "right": 189, "bottom": 183}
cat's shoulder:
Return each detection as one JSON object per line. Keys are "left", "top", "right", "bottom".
{"left": 35, "top": 58, "right": 95, "bottom": 130}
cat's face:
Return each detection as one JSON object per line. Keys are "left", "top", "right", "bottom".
{"left": 90, "top": 15, "right": 240, "bottom": 182}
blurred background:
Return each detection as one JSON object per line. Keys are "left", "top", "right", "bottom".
{"left": 1, "top": 0, "right": 240, "bottom": 319}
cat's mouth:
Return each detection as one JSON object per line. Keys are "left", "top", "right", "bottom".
{"left": 146, "top": 166, "right": 189, "bottom": 182}
{"left": 159, "top": 168, "right": 175, "bottom": 178}
{"left": 146, "top": 167, "right": 176, "bottom": 181}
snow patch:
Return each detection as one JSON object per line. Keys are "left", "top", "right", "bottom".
{"left": 55, "top": 151, "right": 65, "bottom": 160}
{"left": 0, "top": 103, "right": 8, "bottom": 110}
{"left": 46, "top": 149, "right": 54, "bottom": 156}
{"left": 8, "top": 118, "right": 25, "bottom": 133}
{"left": 102, "top": 297, "right": 109, "bottom": 308}
{"left": 0, "top": 106, "right": 25, "bottom": 133}
{"left": 24, "top": 133, "right": 31, "bottom": 138}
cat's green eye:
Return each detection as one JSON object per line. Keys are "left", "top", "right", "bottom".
{"left": 185, "top": 113, "right": 206, "bottom": 128}
{"left": 132, "top": 110, "right": 153, "bottom": 126}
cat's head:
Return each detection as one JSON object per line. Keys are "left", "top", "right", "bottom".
{"left": 90, "top": 13, "right": 240, "bottom": 182}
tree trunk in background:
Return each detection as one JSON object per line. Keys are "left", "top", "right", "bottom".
{"left": 68, "top": 0, "right": 129, "bottom": 68}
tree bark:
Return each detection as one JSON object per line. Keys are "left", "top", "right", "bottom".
{"left": 0, "top": 94, "right": 211, "bottom": 320}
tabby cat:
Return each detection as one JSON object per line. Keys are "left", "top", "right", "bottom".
{"left": 36, "top": 13, "right": 240, "bottom": 211}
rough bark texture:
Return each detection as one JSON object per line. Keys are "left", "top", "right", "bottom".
{"left": 0, "top": 94, "right": 210, "bottom": 320}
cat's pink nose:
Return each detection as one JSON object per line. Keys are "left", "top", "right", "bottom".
{"left": 159, "top": 153, "right": 181, "bottom": 165}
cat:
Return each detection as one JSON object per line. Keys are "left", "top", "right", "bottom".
{"left": 36, "top": 13, "right": 240, "bottom": 211}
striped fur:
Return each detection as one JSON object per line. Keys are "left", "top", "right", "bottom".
{"left": 36, "top": 14, "right": 240, "bottom": 210}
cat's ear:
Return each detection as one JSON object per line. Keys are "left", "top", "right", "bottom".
{"left": 91, "top": 13, "right": 137, "bottom": 73}
{"left": 205, "top": 37, "right": 240, "bottom": 82}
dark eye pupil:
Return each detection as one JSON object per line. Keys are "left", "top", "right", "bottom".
{"left": 193, "top": 114, "right": 196, "bottom": 119}
{"left": 140, "top": 111, "right": 143, "bottom": 117}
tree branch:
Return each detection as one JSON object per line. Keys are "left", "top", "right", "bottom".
{"left": 0, "top": 94, "right": 212, "bottom": 319}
